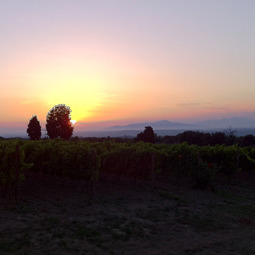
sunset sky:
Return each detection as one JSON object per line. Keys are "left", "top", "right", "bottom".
{"left": 1, "top": 1, "right": 255, "bottom": 134}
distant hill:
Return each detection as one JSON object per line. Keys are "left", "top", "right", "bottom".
{"left": 110, "top": 120, "right": 196, "bottom": 130}
{"left": 110, "top": 118, "right": 255, "bottom": 131}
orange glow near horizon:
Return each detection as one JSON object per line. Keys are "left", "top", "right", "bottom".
{"left": 1, "top": 1, "right": 255, "bottom": 134}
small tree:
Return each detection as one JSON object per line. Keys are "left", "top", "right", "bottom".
{"left": 46, "top": 104, "right": 73, "bottom": 139}
{"left": 136, "top": 126, "right": 156, "bottom": 143}
{"left": 27, "top": 115, "right": 41, "bottom": 140}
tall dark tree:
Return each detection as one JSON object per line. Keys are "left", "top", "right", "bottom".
{"left": 143, "top": 126, "right": 156, "bottom": 143}
{"left": 46, "top": 104, "right": 73, "bottom": 139}
{"left": 136, "top": 126, "right": 156, "bottom": 143}
{"left": 27, "top": 115, "right": 41, "bottom": 140}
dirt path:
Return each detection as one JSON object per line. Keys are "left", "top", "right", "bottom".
{"left": 0, "top": 174, "right": 255, "bottom": 254}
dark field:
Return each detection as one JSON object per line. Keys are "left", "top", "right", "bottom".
{"left": 0, "top": 173, "right": 255, "bottom": 255}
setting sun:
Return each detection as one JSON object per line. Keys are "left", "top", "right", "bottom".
{"left": 70, "top": 120, "right": 76, "bottom": 125}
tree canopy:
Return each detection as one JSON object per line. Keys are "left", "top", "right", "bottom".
{"left": 27, "top": 115, "right": 41, "bottom": 140}
{"left": 136, "top": 126, "right": 156, "bottom": 143}
{"left": 46, "top": 104, "right": 73, "bottom": 139}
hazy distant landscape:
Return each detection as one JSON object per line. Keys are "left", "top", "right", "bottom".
{"left": 2, "top": 117, "right": 255, "bottom": 138}
{"left": 75, "top": 128, "right": 255, "bottom": 139}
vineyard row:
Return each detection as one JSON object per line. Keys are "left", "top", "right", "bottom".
{"left": 1, "top": 139, "right": 255, "bottom": 197}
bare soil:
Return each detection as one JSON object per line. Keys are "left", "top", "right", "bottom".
{"left": 0, "top": 172, "right": 255, "bottom": 255}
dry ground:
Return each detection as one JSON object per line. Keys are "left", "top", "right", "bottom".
{"left": 0, "top": 173, "right": 255, "bottom": 255}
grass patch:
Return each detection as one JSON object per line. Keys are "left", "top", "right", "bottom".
{"left": 215, "top": 189, "right": 244, "bottom": 202}
{"left": 158, "top": 190, "right": 186, "bottom": 204}
{"left": 225, "top": 204, "right": 255, "bottom": 219}
{"left": 177, "top": 212, "right": 229, "bottom": 231}
{"left": 103, "top": 215, "right": 127, "bottom": 229}
{"left": 0, "top": 240, "right": 15, "bottom": 253}
{"left": 123, "top": 221, "right": 146, "bottom": 238}
{"left": 70, "top": 222, "right": 103, "bottom": 245}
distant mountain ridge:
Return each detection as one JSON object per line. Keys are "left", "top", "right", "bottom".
{"left": 110, "top": 120, "right": 195, "bottom": 130}
{"left": 110, "top": 117, "right": 255, "bottom": 130}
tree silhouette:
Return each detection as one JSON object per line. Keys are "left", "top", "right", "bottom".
{"left": 239, "top": 134, "right": 255, "bottom": 147}
{"left": 46, "top": 104, "right": 73, "bottom": 139}
{"left": 177, "top": 131, "right": 210, "bottom": 145}
{"left": 27, "top": 115, "right": 41, "bottom": 140}
{"left": 210, "top": 132, "right": 227, "bottom": 145}
{"left": 136, "top": 126, "right": 156, "bottom": 143}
